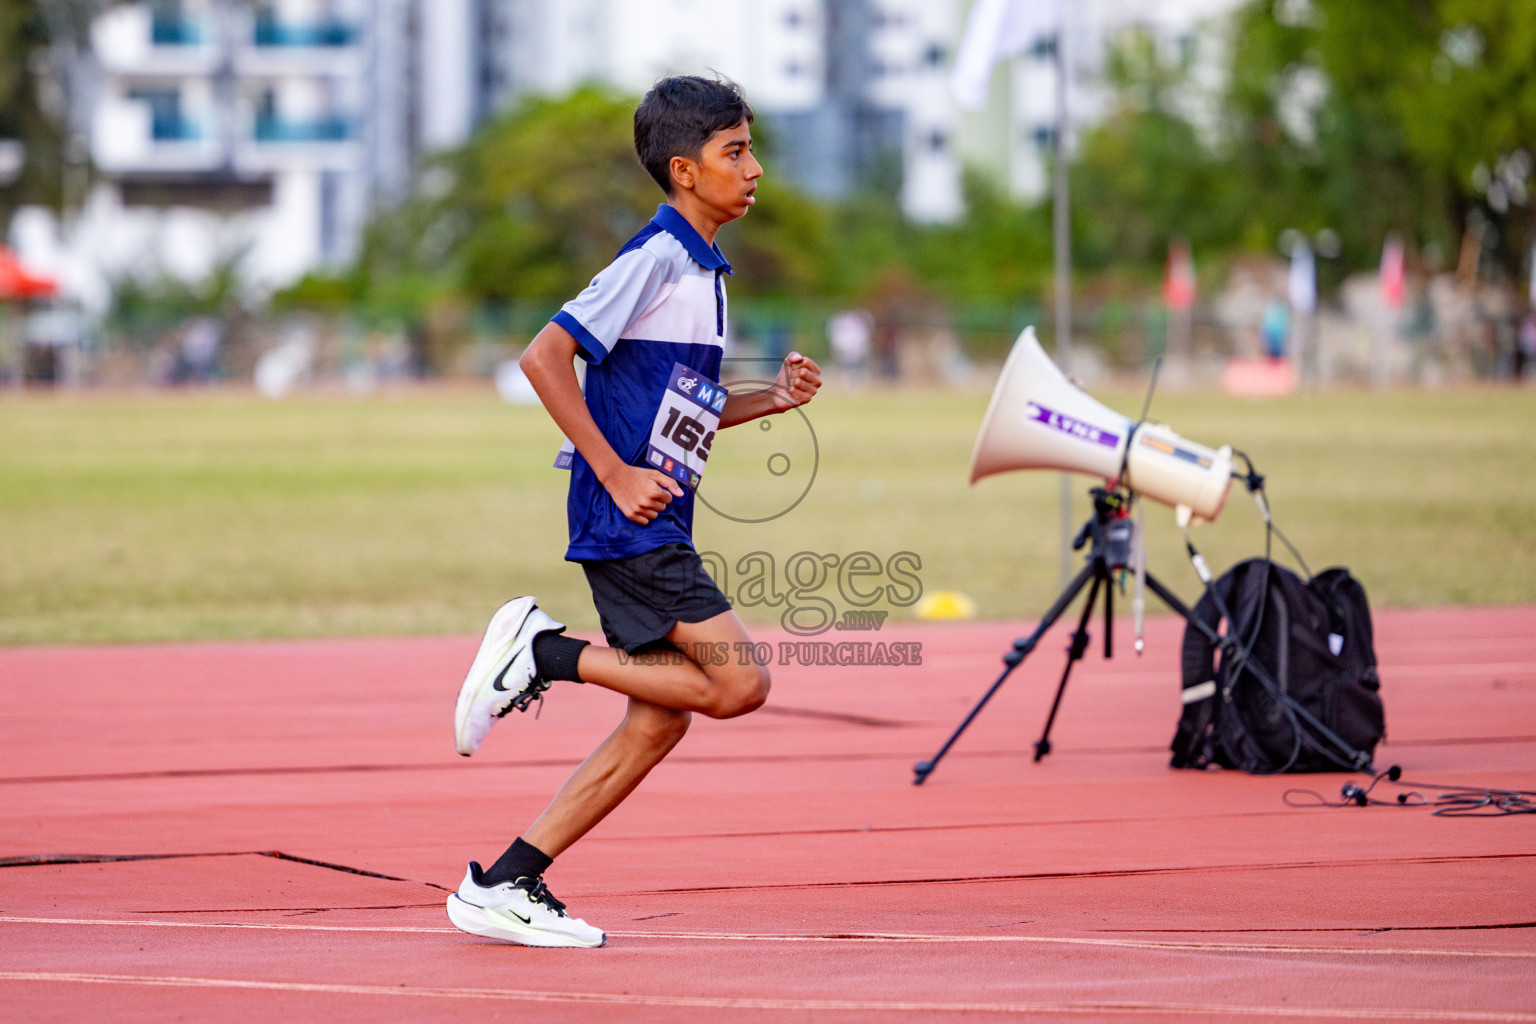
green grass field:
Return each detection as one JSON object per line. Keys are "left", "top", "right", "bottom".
{"left": 1, "top": 385, "right": 1532, "bottom": 644}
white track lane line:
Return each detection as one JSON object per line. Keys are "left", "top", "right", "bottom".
{"left": 1, "top": 971, "right": 1533, "bottom": 1021}
{"left": 1, "top": 916, "right": 1531, "bottom": 959}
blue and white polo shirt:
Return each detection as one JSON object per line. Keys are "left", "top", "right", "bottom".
{"left": 551, "top": 204, "right": 731, "bottom": 562}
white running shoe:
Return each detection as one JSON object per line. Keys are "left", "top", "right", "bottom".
{"left": 446, "top": 863, "right": 606, "bottom": 948}
{"left": 453, "top": 597, "right": 563, "bottom": 757}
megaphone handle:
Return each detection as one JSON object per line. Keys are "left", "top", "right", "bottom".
{"left": 1183, "top": 527, "right": 1214, "bottom": 586}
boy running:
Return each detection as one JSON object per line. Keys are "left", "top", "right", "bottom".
{"left": 448, "top": 75, "right": 822, "bottom": 948}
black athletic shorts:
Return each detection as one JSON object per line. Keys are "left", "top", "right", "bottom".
{"left": 579, "top": 542, "right": 733, "bottom": 654}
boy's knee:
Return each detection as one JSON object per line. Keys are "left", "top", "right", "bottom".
{"left": 703, "top": 663, "right": 770, "bottom": 719}
{"left": 625, "top": 707, "right": 691, "bottom": 749}
{"left": 745, "top": 663, "right": 771, "bottom": 712}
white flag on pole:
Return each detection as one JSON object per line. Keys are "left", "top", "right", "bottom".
{"left": 1529, "top": 241, "right": 1535, "bottom": 309}
{"left": 952, "top": 0, "right": 1054, "bottom": 110}
{"left": 1288, "top": 239, "right": 1317, "bottom": 315}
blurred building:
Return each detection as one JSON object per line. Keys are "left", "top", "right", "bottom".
{"left": 59, "top": 0, "right": 372, "bottom": 302}
{"left": 434, "top": 0, "right": 965, "bottom": 223}
{"left": 960, "top": 0, "right": 1240, "bottom": 201}
{"left": 775, "top": 0, "right": 965, "bottom": 222}
{"left": 15, "top": 0, "right": 973, "bottom": 307}
{"left": 14, "top": 0, "right": 477, "bottom": 307}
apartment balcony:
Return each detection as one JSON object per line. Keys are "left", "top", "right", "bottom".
{"left": 237, "top": 12, "right": 362, "bottom": 77}
{"left": 237, "top": 114, "right": 359, "bottom": 172}
{"left": 252, "top": 115, "right": 353, "bottom": 143}
{"left": 150, "top": 14, "right": 204, "bottom": 46}
{"left": 252, "top": 18, "right": 357, "bottom": 48}
{"left": 92, "top": 99, "right": 221, "bottom": 175}
{"left": 150, "top": 113, "right": 205, "bottom": 142}
{"left": 94, "top": 4, "right": 218, "bottom": 75}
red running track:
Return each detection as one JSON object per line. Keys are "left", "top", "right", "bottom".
{"left": 2, "top": 607, "right": 1534, "bottom": 1022}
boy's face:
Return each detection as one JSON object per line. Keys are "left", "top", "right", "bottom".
{"left": 671, "top": 121, "right": 762, "bottom": 223}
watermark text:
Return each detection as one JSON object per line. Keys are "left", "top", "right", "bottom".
{"left": 614, "top": 640, "right": 923, "bottom": 667}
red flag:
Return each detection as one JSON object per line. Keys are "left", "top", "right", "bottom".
{"left": 0, "top": 245, "right": 57, "bottom": 300}
{"left": 1379, "top": 235, "right": 1405, "bottom": 310}
{"left": 1163, "top": 239, "right": 1195, "bottom": 312}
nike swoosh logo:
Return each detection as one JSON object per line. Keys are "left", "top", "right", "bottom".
{"left": 490, "top": 659, "right": 517, "bottom": 692}
{"left": 491, "top": 905, "right": 531, "bottom": 925}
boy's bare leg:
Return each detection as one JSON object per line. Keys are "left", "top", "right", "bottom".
{"left": 574, "top": 609, "right": 770, "bottom": 720}
{"left": 522, "top": 610, "right": 768, "bottom": 857}
{"left": 522, "top": 696, "right": 689, "bottom": 857}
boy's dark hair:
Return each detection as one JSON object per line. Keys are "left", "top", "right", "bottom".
{"left": 634, "top": 75, "right": 754, "bottom": 195}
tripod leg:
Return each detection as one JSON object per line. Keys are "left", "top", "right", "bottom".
{"left": 1103, "top": 574, "right": 1114, "bottom": 659}
{"left": 913, "top": 562, "right": 1097, "bottom": 785}
{"left": 1142, "top": 572, "right": 1212, "bottom": 639}
{"left": 1033, "top": 572, "right": 1102, "bottom": 762}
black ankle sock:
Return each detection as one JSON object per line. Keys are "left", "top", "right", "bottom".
{"left": 481, "top": 836, "right": 553, "bottom": 886}
{"left": 532, "top": 631, "right": 588, "bottom": 683}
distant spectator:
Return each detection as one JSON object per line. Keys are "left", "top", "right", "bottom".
{"left": 827, "top": 309, "right": 872, "bottom": 374}
{"left": 1518, "top": 313, "right": 1535, "bottom": 381}
{"left": 764, "top": 320, "right": 793, "bottom": 365}
{"left": 407, "top": 320, "right": 431, "bottom": 378}
{"left": 1261, "top": 300, "right": 1289, "bottom": 361}
{"left": 174, "top": 316, "right": 222, "bottom": 384}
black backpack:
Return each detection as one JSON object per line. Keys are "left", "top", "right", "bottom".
{"left": 1171, "top": 559, "right": 1385, "bottom": 774}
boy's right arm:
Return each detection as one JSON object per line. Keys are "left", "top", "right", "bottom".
{"left": 520, "top": 322, "right": 683, "bottom": 525}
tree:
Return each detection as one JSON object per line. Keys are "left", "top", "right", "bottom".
{"left": 0, "top": 0, "right": 103, "bottom": 235}
{"left": 1072, "top": 27, "right": 1248, "bottom": 272}
{"left": 1068, "top": 1, "right": 1536, "bottom": 284}
{"left": 339, "top": 85, "right": 835, "bottom": 312}
{"left": 1224, "top": 0, "right": 1536, "bottom": 277}
{"left": 451, "top": 87, "right": 658, "bottom": 301}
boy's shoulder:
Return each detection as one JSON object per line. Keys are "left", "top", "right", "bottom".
{"left": 625, "top": 204, "right": 730, "bottom": 275}
{"left": 585, "top": 218, "right": 687, "bottom": 294}
{"left": 614, "top": 218, "right": 667, "bottom": 263}
{"left": 579, "top": 206, "right": 725, "bottom": 305}
{"left": 555, "top": 207, "right": 727, "bottom": 364}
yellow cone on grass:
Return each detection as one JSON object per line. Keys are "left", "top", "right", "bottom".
{"left": 915, "top": 590, "right": 977, "bottom": 621}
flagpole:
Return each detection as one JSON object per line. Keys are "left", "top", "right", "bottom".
{"left": 1051, "top": 5, "right": 1073, "bottom": 587}
{"left": 949, "top": 0, "right": 1075, "bottom": 585}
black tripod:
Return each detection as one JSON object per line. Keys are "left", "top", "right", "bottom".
{"left": 912, "top": 485, "right": 1372, "bottom": 785}
{"left": 913, "top": 488, "right": 1159, "bottom": 784}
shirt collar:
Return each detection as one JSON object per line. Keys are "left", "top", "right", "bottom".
{"left": 652, "top": 204, "right": 732, "bottom": 275}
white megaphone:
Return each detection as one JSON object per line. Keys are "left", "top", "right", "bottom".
{"left": 971, "top": 327, "right": 1234, "bottom": 523}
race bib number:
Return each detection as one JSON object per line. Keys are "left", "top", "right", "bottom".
{"left": 644, "top": 363, "right": 727, "bottom": 490}
{"left": 552, "top": 363, "right": 727, "bottom": 486}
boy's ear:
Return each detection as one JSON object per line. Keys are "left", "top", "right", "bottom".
{"left": 668, "top": 154, "right": 697, "bottom": 194}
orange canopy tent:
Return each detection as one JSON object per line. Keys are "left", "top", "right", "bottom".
{"left": 0, "top": 245, "right": 58, "bottom": 300}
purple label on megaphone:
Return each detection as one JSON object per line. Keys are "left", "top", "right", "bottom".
{"left": 1023, "top": 402, "right": 1120, "bottom": 448}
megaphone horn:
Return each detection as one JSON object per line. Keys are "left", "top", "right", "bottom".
{"left": 970, "top": 327, "right": 1235, "bottom": 522}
